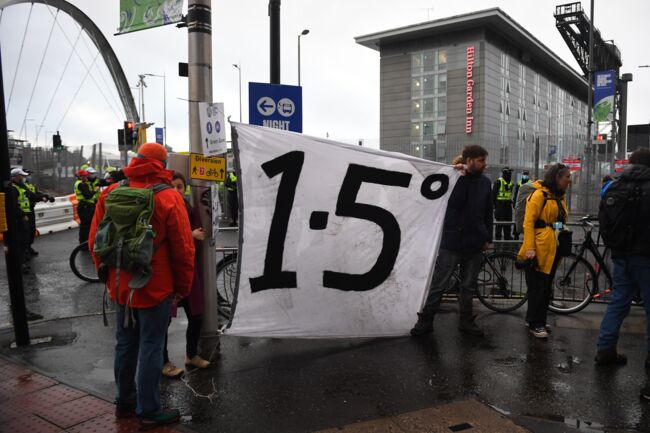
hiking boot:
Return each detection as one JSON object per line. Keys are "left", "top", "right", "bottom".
{"left": 458, "top": 315, "right": 484, "bottom": 337}
{"left": 642, "top": 383, "right": 650, "bottom": 401}
{"left": 138, "top": 409, "right": 180, "bottom": 431}
{"left": 28, "top": 248, "right": 39, "bottom": 256}
{"left": 409, "top": 313, "right": 433, "bottom": 337}
{"left": 161, "top": 362, "right": 183, "bottom": 378}
{"left": 185, "top": 355, "right": 210, "bottom": 369}
{"left": 594, "top": 346, "right": 627, "bottom": 366}
{"left": 530, "top": 327, "right": 549, "bottom": 339}
{"left": 115, "top": 402, "right": 136, "bottom": 419}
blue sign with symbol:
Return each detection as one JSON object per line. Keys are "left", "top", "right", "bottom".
{"left": 249, "top": 82, "right": 302, "bottom": 133}
{"left": 155, "top": 127, "right": 164, "bottom": 145}
{"left": 206, "top": 122, "right": 213, "bottom": 134}
{"left": 215, "top": 120, "right": 221, "bottom": 133}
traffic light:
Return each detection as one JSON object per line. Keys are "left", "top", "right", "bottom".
{"left": 118, "top": 128, "right": 125, "bottom": 150}
{"left": 124, "top": 121, "right": 134, "bottom": 147}
{"left": 53, "top": 132, "right": 63, "bottom": 152}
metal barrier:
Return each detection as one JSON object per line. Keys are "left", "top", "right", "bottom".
{"left": 34, "top": 195, "right": 78, "bottom": 235}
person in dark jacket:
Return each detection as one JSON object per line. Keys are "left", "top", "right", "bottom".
{"left": 594, "top": 150, "right": 650, "bottom": 396}
{"left": 410, "top": 145, "right": 493, "bottom": 337}
{"left": 161, "top": 173, "right": 211, "bottom": 378}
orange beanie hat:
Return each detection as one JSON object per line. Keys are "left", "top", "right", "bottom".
{"left": 137, "top": 143, "right": 168, "bottom": 164}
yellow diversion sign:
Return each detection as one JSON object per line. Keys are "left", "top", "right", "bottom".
{"left": 190, "top": 153, "right": 226, "bottom": 182}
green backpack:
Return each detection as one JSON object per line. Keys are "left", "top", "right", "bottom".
{"left": 93, "top": 180, "right": 171, "bottom": 326}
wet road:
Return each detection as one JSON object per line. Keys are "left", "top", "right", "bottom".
{"left": 1, "top": 229, "right": 649, "bottom": 432}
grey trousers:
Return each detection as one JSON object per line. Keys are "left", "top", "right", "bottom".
{"left": 420, "top": 248, "right": 483, "bottom": 320}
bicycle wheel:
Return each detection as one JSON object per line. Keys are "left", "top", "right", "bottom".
{"left": 70, "top": 242, "right": 100, "bottom": 283}
{"left": 548, "top": 254, "right": 597, "bottom": 314}
{"left": 215, "top": 253, "right": 238, "bottom": 321}
{"left": 476, "top": 252, "right": 528, "bottom": 313}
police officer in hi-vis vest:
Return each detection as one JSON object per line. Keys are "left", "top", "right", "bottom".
{"left": 23, "top": 169, "right": 54, "bottom": 256}
{"left": 492, "top": 166, "right": 514, "bottom": 240}
{"left": 225, "top": 169, "right": 238, "bottom": 227}
{"left": 9, "top": 168, "right": 31, "bottom": 273}
{"left": 75, "top": 169, "right": 98, "bottom": 243}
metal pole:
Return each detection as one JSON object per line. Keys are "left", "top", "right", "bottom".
{"left": 269, "top": 0, "right": 281, "bottom": 84}
{"left": 298, "top": 29, "right": 309, "bottom": 87}
{"left": 233, "top": 63, "right": 242, "bottom": 122}
{"left": 583, "top": 0, "right": 595, "bottom": 213}
{"left": 0, "top": 47, "right": 30, "bottom": 346}
{"left": 618, "top": 73, "right": 633, "bottom": 160}
{"left": 98, "top": 142, "right": 103, "bottom": 178}
{"left": 188, "top": 0, "right": 218, "bottom": 334}
{"left": 163, "top": 72, "right": 167, "bottom": 147}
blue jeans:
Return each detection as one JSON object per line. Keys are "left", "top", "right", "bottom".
{"left": 115, "top": 296, "right": 172, "bottom": 417}
{"left": 420, "top": 249, "right": 483, "bottom": 320}
{"left": 597, "top": 256, "right": 650, "bottom": 352}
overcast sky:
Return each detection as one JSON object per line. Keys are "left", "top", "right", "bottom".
{"left": 1, "top": 0, "right": 649, "bottom": 156}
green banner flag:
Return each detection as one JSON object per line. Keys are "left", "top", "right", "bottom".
{"left": 118, "top": 0, "right": 184, "bottom": 35}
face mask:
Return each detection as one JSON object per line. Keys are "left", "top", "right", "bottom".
{"left": 522, "top": 176, "right": 529, "bottom": 182}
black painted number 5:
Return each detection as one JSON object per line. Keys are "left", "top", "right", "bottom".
{"left": 323, "top": 164, "right": 412, "bottom": 291}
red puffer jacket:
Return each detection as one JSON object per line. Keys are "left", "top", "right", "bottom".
{"left": 88, "top": 158, "right": 195, "bottom": 308}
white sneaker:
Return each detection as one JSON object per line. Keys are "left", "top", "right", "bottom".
{"left": 530, "top": 327, "right": 549, "bottom": 339}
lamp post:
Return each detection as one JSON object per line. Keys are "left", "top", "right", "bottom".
{"left": 144, "top": 73, "right": 167, "bottom": 147}
{"left": 232, "top": 63, "right": 242, "bottom": 122}
{"left": 298, "top": 29, "right": 309, "bottom": 86}
{"left": 136, "top": 75, "right": 147, "bottom": 123}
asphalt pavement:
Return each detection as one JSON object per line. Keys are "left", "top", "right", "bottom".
{"left": 1, "top": 228, "right": 649, "bottom": 433}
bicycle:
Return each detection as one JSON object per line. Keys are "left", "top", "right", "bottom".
{"left": 70, "top": 241, "right": 100, "bottom": 283}
{"left": 475, "top": 250, "right": 527, "bottom": 312}
{"left": 214, "top": 249, "right": 528, "bottom": 318}
{"left": 215, "top": 251, "right": 238, "bottom": 322}
{"left": 547, "top": 216, "right": 612, "bottom": 314}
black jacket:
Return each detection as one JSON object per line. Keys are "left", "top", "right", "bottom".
{"left": 613, "top": 164, "right": 650, "bottom": 257}
{"left": 440, "top": 171, "right": 493, "bottom": 253}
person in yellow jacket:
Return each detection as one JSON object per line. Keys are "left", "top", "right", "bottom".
{"left": 518, "top": 163, "right": 571, "bottom": 338}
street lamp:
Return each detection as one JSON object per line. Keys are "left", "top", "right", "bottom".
{"left": 136, "top": 75, "right": 148, "bottom": 124}
{"left": 232, "top": 63, "right": 242, "bottom": 122}
{"left": 144, "top": 73, "right": 167, "bottom": 147}
{"left": 298, "top": 29, "right": 310, "bottom": 86}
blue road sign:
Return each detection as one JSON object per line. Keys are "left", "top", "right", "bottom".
{"left": 155, "top": 127, "right": 164, "bottom": 145}
{"left": 249, "top": 82, "right": 302, "bottom": 133}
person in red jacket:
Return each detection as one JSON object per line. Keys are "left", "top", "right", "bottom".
{"left": 89, "top": 143, "right": 195, "bottom": 430}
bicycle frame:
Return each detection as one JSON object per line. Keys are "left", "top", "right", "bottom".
{"left": 574, "top": 225, "right": 613, "bottom": 296}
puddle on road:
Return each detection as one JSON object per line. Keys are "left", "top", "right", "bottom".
{"left": 557, "top": 355, "right": 582, "bottom": 372}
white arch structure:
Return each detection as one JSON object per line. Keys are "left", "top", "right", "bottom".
{"left": 0, "top": 0, "right": 140, "bottom": 122}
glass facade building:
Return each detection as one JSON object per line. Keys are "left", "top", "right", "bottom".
{"left": 356, "top": 8, "right": 596, "bottom": 209}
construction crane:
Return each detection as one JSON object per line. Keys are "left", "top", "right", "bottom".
{"left": 554, "top": 2, "right": 622, "bottom": 76}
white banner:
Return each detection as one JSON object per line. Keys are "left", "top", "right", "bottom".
{"left": 227, "top": 124, "right": 459, "bottom": 338}
{"left": 199, "top": 102, "right": 227, "bottom": 156}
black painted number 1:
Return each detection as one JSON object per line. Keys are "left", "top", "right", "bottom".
{"left": 250, "top": 152, "right": 413, "bottom": 293}
{"left": 249, "top": 151, "right": 303, "bottom": 293}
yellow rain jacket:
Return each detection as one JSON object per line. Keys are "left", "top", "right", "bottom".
{"left": 517, "top": 181, "right": 568, "bottom": 275}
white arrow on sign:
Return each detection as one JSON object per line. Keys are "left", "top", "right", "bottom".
{"left": 257, "top": 97, "right": 276, "bottom": 116}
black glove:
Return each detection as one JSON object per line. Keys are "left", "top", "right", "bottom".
{"left": 48, "top": 196, "right": 55, "bottom": 203}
